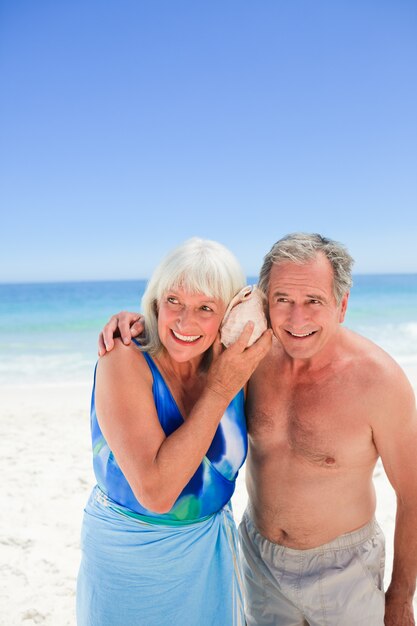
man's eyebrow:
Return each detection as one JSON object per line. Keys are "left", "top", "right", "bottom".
{"left": 271, "top": 290, "right": 328, "bottom": 302}
{"left": 307, "top": 293, "right": 327, "bottom": 302}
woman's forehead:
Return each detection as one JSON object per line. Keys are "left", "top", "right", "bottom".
{"left": 163, "top": 285, "right": 220, "bottom": 302}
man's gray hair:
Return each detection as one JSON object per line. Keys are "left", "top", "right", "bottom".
{"left": 140, "top": 237, "right": 246, "bottom": 356}
{"left": 258, "top": 233, "right": 354, "bottom": 304}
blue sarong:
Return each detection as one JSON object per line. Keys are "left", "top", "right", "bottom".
{"left": 77, "top": 487, "right": 245, "bottom": 625}
{"left": 78, "top": 348, "right": 247, "bottom": 624}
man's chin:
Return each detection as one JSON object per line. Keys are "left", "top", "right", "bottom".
{"left": 279, "top": 336, "right": 321, "bottom": 359}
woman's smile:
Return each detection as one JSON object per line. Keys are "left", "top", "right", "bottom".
{"left": 171, "top": 329, "right": 202, "bottom": 343}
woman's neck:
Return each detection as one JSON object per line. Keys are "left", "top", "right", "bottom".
{"left": 156, "top": 350, "right": 203, "bottom": 384}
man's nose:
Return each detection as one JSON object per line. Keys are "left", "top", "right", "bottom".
{"left": 289, "top": 304, "right": 308, "bottom": 327}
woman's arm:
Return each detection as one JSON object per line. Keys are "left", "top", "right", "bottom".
{"left": 96, "top": 325, "right": 272, "bottom": 513}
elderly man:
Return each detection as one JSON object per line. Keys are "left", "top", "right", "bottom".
{"left": 100, "top": 233, "right": 417, "bottom": 626}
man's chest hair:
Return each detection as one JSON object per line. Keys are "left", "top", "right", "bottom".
{"left": 247, "top": 381, "right": 374, "bottom": 465}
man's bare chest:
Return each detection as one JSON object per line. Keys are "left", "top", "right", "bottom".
{"left": 247, "top": 380, "right": 375, "bottom": 466}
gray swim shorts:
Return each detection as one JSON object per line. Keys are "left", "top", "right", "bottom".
{"left": 239, "top": 509, "right": 385, "bottom": 626}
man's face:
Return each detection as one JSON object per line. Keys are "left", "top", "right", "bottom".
{"left": 267, "top": 253, "right": 348, "bottom": 360}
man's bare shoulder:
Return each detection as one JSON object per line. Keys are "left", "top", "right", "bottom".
{"left": 252, "top": 336, "right": 283, "bottom": 372}
{"left": 248, "top": 336, "right": 283, "bottom": 394}
{"left": 342, "top": 327, "right": 414, "bottom": 399}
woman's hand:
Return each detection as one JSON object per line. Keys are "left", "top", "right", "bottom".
{"left": 207, "top": 322, "right": 273, "bottom": 401}
{"left": 98, "top": 311, "right": 144, "bottom": 356}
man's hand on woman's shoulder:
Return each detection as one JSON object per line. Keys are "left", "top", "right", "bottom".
{"left": 98, "top": 311, "right": 144, "bottom": 356}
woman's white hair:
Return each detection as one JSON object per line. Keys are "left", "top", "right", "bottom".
{"left": 139, "top": 237, "right": 246, "bottom": 356}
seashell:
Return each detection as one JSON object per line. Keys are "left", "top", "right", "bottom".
{"left": 220, "top": 285, "right": 267, "bottom": 347}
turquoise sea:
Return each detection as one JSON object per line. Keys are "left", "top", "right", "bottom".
{"left": 1, "top": 275, "right": 417, "bottom": 385}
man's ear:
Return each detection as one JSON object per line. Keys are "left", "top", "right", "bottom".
{"left": 339, "top": 292, "right": 349, "bottom": 323}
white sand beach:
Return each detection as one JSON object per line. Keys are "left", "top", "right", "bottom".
{"left": 1, "top": 364, "right": 417, "bottom": 625}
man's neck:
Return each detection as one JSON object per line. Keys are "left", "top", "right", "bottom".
{"left": 281, "top": 331, "right": 346, "bottom": 378}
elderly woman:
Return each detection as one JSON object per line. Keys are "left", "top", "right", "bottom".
{"left": 77, "top": 238, "right": 271, "bottom": 626}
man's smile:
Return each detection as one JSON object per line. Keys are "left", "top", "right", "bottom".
{"left": 285, "top": 330, "right": 318, "bottom": 338}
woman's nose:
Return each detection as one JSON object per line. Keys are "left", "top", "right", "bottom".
{"left": 177, "top": 306, "right": 194, "bottom": 327}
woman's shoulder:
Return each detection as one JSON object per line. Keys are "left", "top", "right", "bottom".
{"left": 97, "top": 338, "right": 153, "bottom": 386}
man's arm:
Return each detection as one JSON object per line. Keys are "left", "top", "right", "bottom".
{"left": 372, "top": 360, "right": 417, "bottom": 626}
{"left": 98, "top": 311, "right": 143, "bottom": 356}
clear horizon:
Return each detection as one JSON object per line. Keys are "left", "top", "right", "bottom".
{"left": 2, "top": 270, "right": 417, "bottom": 288}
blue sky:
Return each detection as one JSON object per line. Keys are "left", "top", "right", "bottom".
{"left": 1, "top": 0, "right": 416, "bottom": 282}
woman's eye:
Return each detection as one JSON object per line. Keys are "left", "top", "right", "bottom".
{"left": 201, "top": 305, "right": 213, "bottom": 312}
{"left": 167, "top": 297, "right": 179, "bottom": 304}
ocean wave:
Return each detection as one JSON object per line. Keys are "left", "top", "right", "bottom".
{"left": 348, "top": 321, "right": 417, "bottom": 360}
{"left": 402, "top": 322, "right": 417, "bottom": 338}
{"left": 2, "top": 320, "right": 417, "bottom": 385}
{"left": 0, "top": 352, "right": 95, "bottom": 385}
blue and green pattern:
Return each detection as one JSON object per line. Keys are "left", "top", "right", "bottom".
{"left": 90, "top": 348, "right": 247, "bottom": 523}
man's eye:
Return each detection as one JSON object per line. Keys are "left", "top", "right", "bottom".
{"left": 310, "top": 299, "right": 321, "bottom": 305}
{"left": 276, "top": 298, "right": 288, "bottom": 303}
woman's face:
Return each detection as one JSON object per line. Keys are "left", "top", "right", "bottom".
{"left": 157, "top": 288, "right": 227, "bottom": 363}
